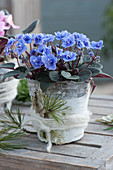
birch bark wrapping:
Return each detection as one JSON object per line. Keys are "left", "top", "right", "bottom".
{"left": 27, "top": 79, "right": 91, "bottom": 152}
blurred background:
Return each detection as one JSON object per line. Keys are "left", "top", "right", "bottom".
{"left": 0, "top": 0, "right": 113, "bottom": 96}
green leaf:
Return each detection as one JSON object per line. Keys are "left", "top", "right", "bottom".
{"left": 83, "top": 55, "right": 92, "bottom": 63}
{"left": 49, "top": 71, "right": 64, "bottom": 82}
{"left": 23, "top": 20, "right": 39, "bottom": 34}
{"left": 36, "top": 71, "right": 49, "bottom": 81}
{"left": 90, "top": 62, "right": 103, "bottom": 69}
{"left": 37, "top": 71, "right": 53, "bottom": 91}
{"left": 94, "top": 72, "right": 113, "bottom": 79}
{"left": 104, "top": 127, "right": 113, "bottom": 131}
{"left": 67, "top": 75, "right": 79, "bottom": 80}
{"left": 61, "top": 71, "right": 71, "bottom": 79}
{"left": 3, "top": 70, "right": 20, "bottom": 79}
{"left": 15, "top": 66, "right": 27, "bottom": 73}
{"left": 78, "top": 62, "right": 103, "bottom": 70}
{"left": 78, "top": 64, "right": 88, "bottom": 70}
{"left": 2, "top": 9, "right": 10, "bottom": 15}
{"left": 40, "top": 81, "right": 53, "bottom": 92}
{"left": 78, "top": 69, "right": 92, "bottom": 81}
{"left": 0, "top": 63, "right": 15, "bottom": 69}
{"left": 3, "top": 66, "right": 28, "bottom": 79}
{"left": 16, "top": 73, "right": 28, "bottom": 79}
{"left": 87, "top": 67, "right": 101, "bottom": 76}
{"left": 16, "top": 79, "right": 30, "bottom": 102}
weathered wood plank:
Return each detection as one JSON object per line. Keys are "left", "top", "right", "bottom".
{"left": 0, "top": 149, "right": 105, "bottom": 170}
{"left": 85, "top": 123, "right": 113, "bottom": 136}
{"left": 89, "top": 106, "right": 113, "bottom": 115}
{"left": 76, "top": 133, "right": 112, "bottom": 146}
{"left": 90, "top": 94, "right": 113, "bottom": 101}
{"left": 89, "top": 99, "right": 113, "bottom": 108}
{"left": 89, "top": 140, "right": 113, "bottom": 169}
{"left": 1, "top": 94, "right": 113, "bottom": 169}
{"left": 19, "top": 136, "right": 99, "bottom": 158}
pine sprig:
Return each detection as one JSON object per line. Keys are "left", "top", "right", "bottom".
{"left": 96, "top": 113, "right": 113, "bottom": 131}
{"left": 0, "top": 109, "right": 25, "bottom": 130}
{"left": 38, "top": 92, "right": 70, "bottom": 123}
{"left": 0, "top": 109, "right": 26, "bottom": 154}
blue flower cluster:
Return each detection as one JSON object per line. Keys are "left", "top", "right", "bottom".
{"left": 4, "top": 31, "right": 104, "bottom": 71}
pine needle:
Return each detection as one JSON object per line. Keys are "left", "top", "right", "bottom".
{"left": 0, "top": 109, "right": 26, "bottom": 154}
{"left": 38, "top": 92, "right": 70, "bottom": 123}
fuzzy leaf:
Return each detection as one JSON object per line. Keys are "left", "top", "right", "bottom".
{"left": 67, "top": 75, "right": 79, "bottom": 80}
{"left": 61, "top": 71, "right": 71, "bottom": 79}
{"left": 87, "top": 67, "right": 101, "bottom": 76}
{"left": 16, "top": 73, "right": 28, "bottom": 79}
{"left": 78, "top": 69, "right": 92, "bottom": 81}
{"left": 90, "top": 62, "right": 103, "bottom": 69}
{"left": 79, "top": 62, "right": 103, "bottom": 70}
{"left": 49, "top": 71, "right": 64, "bottom": 82}
{"left": 78, "top": 64, "right": 88, "bottom": 70}
{"left": 15, "top": 66, "right": 27, "bottom": 72}
{"left": 23, "top": 20, "right": 39, "bottom": 34}
{"left": 94, "top": 72, "right": 113, "bottom": 79}
{"left": 83, "top": 55, "right": 92, "bottom": 63}
{"left": 3, "top": 66, "right": 28, "bottom": 79}
{"left": 40, "top": 81, "right": 53, "bottom": 92}
{"left": 37, "top": 71, "right": 53, "bottom": 91}
{"left": 15, "top": 66, "right": 29, "bottom": 79}
{"left": 0, "top": 63, "right": 15, "bottom": 69}
{"left": 3, "top": 70, "right": 20, "bottom": 79}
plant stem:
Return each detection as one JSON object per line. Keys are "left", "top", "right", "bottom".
{"left": 75, "top": 56, "right": 81, "bottom": 68}
{"left": 74, "top": 42, "right": 77, "bottom": 50}
{"left": 25, "top": 51, "right": 32, "bottom": 67}
{"left": 72, "top": 61, "right": 74, "bottom": 71}
{"left": 95, "top": 49, "right": 98, "bottom": 57}
{"left": 68, "top": 62, "right": 71, "bottom": 69}
{"left": 16, "top": 56, "right": 20, "bottom": 67}
{"left": 30, "top": 43, "right": 32, "bottom": 52}
{"left": 89, "top": 78, "right": 96, "bottom": 94}
{"left": 59, "top": 40, "right": 62, "bottom": 47}
{"left": 79, "top": 57, "right": 96, "bottom": 72}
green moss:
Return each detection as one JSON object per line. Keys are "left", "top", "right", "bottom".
{"left": 16, "top": 79, "right": 31, "bottom": 102}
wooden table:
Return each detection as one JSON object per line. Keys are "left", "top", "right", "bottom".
{"left": 0, "top": 95, "right": 113, "bottom": 170}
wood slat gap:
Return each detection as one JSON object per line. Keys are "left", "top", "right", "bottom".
{"left": 24, "top": 147, "right": 87, "bottom": 159}
{"left": 73, "top": 142, "right": 101, "bottom": 149}
{"left": 92, "top": 113, "right": 107, "bottom": 116}
{"left": 88, "top": 122, "right": 103, "bottom": 125}
{"left": 88, "top": 104, "right": 113, "bottom": 109}
{"left": 85, "top": 131, "right": 113, "bottom": 137}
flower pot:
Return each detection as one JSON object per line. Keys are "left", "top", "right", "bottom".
{"left": 0, "top": 67, "right": 19, "bottom": 114}
{"left": 27, "top": 79, "right": 91, "bottom": 151}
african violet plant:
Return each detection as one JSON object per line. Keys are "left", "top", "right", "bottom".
{"left": 0, "top": 30, "right": 113, "bottom": 92}
{"left": 0, "top": 9, "right": 38, "bottom": 62}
